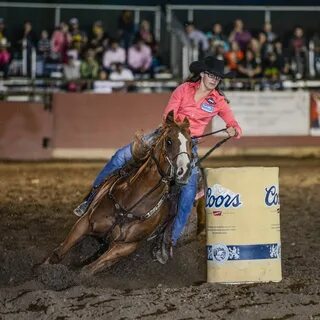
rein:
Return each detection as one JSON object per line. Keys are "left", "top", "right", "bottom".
{"left": 192, "top": 128, "right": 231, "bottom": 165}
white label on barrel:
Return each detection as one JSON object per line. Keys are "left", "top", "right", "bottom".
{"left": 205, "top": 184, "right": 243, "bottom": 209}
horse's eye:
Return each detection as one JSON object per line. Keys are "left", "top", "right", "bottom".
{"left": 166, "top": 138, "right": 172, "bottom": 146}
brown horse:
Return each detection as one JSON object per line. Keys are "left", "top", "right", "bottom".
{"left": 45, "top": 111, "right": 193, "bottom": 274}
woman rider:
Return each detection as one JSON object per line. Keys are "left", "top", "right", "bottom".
{"left": 74, "top": 56, "right": 242, "bottom": 247}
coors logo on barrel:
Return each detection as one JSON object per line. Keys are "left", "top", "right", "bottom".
{"left": 205, "top": 184, "right": 242, "bottom": 209}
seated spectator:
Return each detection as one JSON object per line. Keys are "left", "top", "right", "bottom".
{"left": 237, "top": 49, "right": 262, "bottom": 78}
{"left": 69, "top": 17, "right": 87, "bottom": 55}
{"left": 80, "top": 49, "right": 99, "bottom": 79}
{"left": 263, "top": 22, "right": 277, "bottom": 43}
{"left": 228, "top": 19, "right": 252, "bottom": 51}
{"left": 89, "top": 20, "right": 109, "bottom": 64}
{"left": 102, "top": 39, "right": 126, "bottom": 71}
{"left": 289, "top": 26, "right": 308, "bottom": 79}
{"left": 207, "top": 23, "right": 230, "bottom": 52}
{"left": 109, "top": 62, "right": 134, "bottom": 81}
{"left": 0, "top": 38, "right": 10, "bottom": 78}
{"left": 127, "top": 37, "right": 152, "bottom": 77}
{"left": 51, "top": 22, "right": 72, "bottom": 63}
{"left": 262, "top": 51, "right": 281, "bottom": 80}
{"left": 185, "top": 21, "right": 209, "bottom": 58}
{"left": 93, "top": 69, "right": 113, "bottom": 93}
{"left": 37, "top": 30, "right": 51, "bottom": 60}
{"left": 224, "top": 41, "right": 244, "bottom": 74}
{"left": 63, "top": 52, "right": 80, "bottom": 80}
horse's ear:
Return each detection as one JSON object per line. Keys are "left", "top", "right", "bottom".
{"left": 165, "top": 110, "right": 175, "bottom": 125}
{"left": 182, "top": 117, "right": 190, "bottom": 128}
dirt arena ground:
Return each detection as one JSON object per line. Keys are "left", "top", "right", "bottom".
{"left": 0, "top": 157, "right": 319, "bottom": 320}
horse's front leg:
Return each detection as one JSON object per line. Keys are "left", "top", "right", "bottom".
{"left": 45, "top": 214, "right": 91, "bottom": 264}
{"left": 82, "top": 241, "right": 139, "bottom": 275}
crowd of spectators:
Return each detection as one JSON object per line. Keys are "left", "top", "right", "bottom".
{"left": 0, "top": 11, "right": 165, "bottom": 91}
{"left": 1, "top": 12, "right": 320, "bottom": 91}
{"left": 185, "top": 19, "right": 320, "bottom": 84}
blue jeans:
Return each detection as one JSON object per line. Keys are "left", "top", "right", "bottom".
{"left": 93, "top": 138, "right": 198, "bottom": 245}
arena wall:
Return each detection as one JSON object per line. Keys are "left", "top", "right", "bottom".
{"left": 0, "top": 101, "right": 52, "bottom": 160}
{"left": 0, "top": 93, "right": 319, "bottom": 160}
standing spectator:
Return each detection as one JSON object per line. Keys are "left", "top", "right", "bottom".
{"left": 311, "top": 32, "right": 320, "bottom": 77}
{"left": 109, "top": 63, "right": 134, "bottom": 81}
{"left": 18, "top": 21, "right": 37, "bottom": 77}
{"left": 138, "top": 20, "right": 157, "bottom": 53}
{"left": 0, "top": 18, "right": 8, "bottom": 43}
{"left": 207, "top": 23, "right": 230, "bottom": 52}
{"left": 258, "top": 32, "right": 273, "bottom": 60}
{"left": 224, "top": 41, "right": 244, "bottom": 74}
{"left": 37, "top": 30, "right": 51, "bottom": 77}
{"left": 80, "top": 49, "right": 99, "bottom": 79}
{"left": 89, "top": 20, "right": 109, "bottom": 64}
{"left": 228, "top": 19, "right": 252, "bottom": 51}
{"left": 69, "top": 17, "right": 87, "bottom": 55}
{"left": 127, "top": 37, "right": 152, "bottom": 76}
{"left": 118, "top": 10, "right": 135, "bottom": 51}
{"left": 273, "top": 39, "right": 291, "bottom": 78}
{"left": 185, "top": 21, "right": 209, "bottom": 57}
{"left": 237, "top": 49, "right": 262, "bottom": 78}
{"left": 51, "top": 22, "right": 72, "bottom": 63}
{"left": 0, "top": 38, "right": 10, "bottom": 78}
{"left": 102, "top": 39, "right": 126, "bottom": 71}
{"left": 289, "top": 26, "right": 308, "bottom": 79}
{"left": 37, "top": 30, "right": 51, "bottom": 60}
{"left": 263, "top": 22, "right": 277, "bottom": 43}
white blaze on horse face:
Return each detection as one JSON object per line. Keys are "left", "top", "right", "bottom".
{"left": 176, "top": 132, "right": 189, "bottom": 179}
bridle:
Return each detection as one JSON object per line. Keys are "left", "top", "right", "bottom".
{"left": 151, "top": 130, "right": 192, "bottom": 183}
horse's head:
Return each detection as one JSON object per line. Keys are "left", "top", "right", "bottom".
{"left": 161, "top": 111, "right": 193, "bottom": 185}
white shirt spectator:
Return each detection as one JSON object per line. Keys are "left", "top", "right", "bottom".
{"left": 110, "top": 67, "right": 134, "bottom": 81}
{"left": 102, "top": 47, "right": 126, "bottom": 69}
{"left": 63, "top": 59, "right": 80, "bottom": 80}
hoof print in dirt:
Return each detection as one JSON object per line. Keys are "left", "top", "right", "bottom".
{"left": 37, "top": 264, "right": 76, "bottom": 291}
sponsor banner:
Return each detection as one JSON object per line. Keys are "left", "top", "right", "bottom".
{"left": 310, "top": 92, "right": 320, "bottom": 136}
{"left": 213, "top": 91, "right": 309, "bottom": 136}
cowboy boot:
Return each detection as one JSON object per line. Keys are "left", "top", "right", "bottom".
{"left": 73, "top": 186, "right": 98, "bottom": 217}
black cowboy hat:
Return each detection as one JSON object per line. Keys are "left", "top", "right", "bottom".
{"left": 189, "top": 56, "right": 234, "bottom": 79}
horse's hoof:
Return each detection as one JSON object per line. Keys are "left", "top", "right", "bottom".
{"left": 80, "top": 264, "right": 96, "bottom": 277}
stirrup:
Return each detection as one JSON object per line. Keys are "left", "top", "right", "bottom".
{"left": 73, "top": 201, "right": 89, "bottom": 217}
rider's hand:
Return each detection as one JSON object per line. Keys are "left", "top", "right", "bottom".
{"left": 226, "top": 127, "right": 237, "bottom": 137}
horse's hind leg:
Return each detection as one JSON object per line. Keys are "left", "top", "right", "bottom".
{"left": 83, "top": 241, "right": 139, "bottom": 275}
{"left": 45, "top": 215, "right": 90, "bottom": 264}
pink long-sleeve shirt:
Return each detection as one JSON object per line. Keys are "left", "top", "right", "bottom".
{"left": 163, "top": 81, "right": 242, "bottom": 138}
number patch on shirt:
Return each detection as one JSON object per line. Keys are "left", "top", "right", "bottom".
{"left": 201, "top": 103, "right": 214, "bottom": 113}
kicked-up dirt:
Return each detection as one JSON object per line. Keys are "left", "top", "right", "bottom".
{"left": 0, "top": 158, "right": 319, "bottom": 319}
